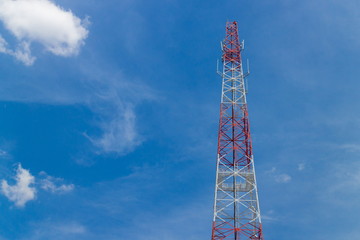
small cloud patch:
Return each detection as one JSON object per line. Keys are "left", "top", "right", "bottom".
{"left": 267, "top": 167, "right": 292, "bottom": 184}
{"left": 274, "top": 174, "right": 292, "bottom": 183}
{"left": 39, "top": 172, "right": 75, "bottom": 194}
{"left": 0, "top": 164, "right": 36, "bottom": 207}
{"left": 298, "top": 163, "right": 305, "bottom": 171}
{"left": 0, "top": 164, "right": 75, "bottom": 208}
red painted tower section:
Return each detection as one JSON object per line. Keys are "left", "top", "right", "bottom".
{"left": 211, "top": 21, "right": 264, "bottom": 240}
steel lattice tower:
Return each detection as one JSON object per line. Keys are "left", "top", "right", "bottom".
{"left": 211, "top": 21, "right": 264, "bottom": 240}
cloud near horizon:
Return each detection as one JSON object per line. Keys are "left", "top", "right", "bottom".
{"left": 0, "top": 0, "right": 89, "bottom": 65}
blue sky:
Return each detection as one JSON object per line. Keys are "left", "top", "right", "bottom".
{"left": 0, "top": 0, "right": 359, "bottom": 239}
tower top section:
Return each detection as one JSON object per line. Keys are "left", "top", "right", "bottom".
{"left": 219, "top": 21, "right": 247, "bottom": 105}
{"left": 222, "top": 21, "right": 242, "bottom": 65}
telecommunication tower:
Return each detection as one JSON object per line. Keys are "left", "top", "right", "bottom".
{"left": 211, "top": 21, "right": 264, "bottom": 240}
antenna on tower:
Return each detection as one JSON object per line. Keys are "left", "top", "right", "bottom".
{"left": 216, "top": 59, "right": 222, "bottom": 76}
{"left": 244, "top": 59, "right": 250, "bottom": 77}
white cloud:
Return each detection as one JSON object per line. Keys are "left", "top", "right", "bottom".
{"left": 0, "top": 165, "right": 75, "bottom": 207}
{"left": 298, "top": 163, "right": 305, "bottom": 171}
{"left": 88, "top": 106, "right": 143, "bottom": 154}
{"left": 0, "top": 35, "right": 35, "bottom": 65}
{"left": 267, "top": 167, "right": 277, "bottom": 173}
{"left": 0, "top": 0, "right": 88, "bottom": 65}
{"left": 0, "top": 35, "right": 7, "bottom": 52}
{"left": 55, "top": 222, "right": 86, "bottom": 234}
{"left": 78, "top": 69, "right": 156, "bottom": 155}
{"left": 267, "top": 167, "right": 292, "bottom": 183}
{"left": 39, "top": 172, "right": 74, "bottom": 194}
{"left": 275, "top": 174, "right": 292, "bottom": 183}
{"left": 0, "top": 148, "right": 9, "bottom": 157}
{"left": 0, "top": 63, "right": 155, "bottom": 155}
{"left": 0, "top": 164, "right": 36, "bottom": 207}
{"left": 12, "top": 41, "right": 35, "bottom": 65}
{"left": 339, "top": 143, "right": 360, "bottom": 153}
{"left": 261, "top": 210, "right": 279, "bottom": 222}
{"left": 23, "top": 221, "right": 87, "bottom": 240}
{"left": 327, "top": 161, "right": 360, "bottom": 194}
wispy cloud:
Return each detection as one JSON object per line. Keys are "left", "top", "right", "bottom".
{"left": 326, "top": 161, "right": 360, "bottom": 195}
{"left": 0, "top": 0, "right": 89, "bottom": 65}
{"left": 0, "top": 61, "right": 156, "bottom": 156}
{"left": 0, "top": 149, "right": 9, "bottom": 158}
{"left": 0, "top": 35, "right": 35, "bottom": 65}
{"left": 86, "top": 104, "right": 143, "bottom": 155}
{"left": 39, "top": 172, "right": 75, "bottom": 194}
{"left": 338, "top": 143, "right": 360, "bottom": 153}
{"left": 0, "top": 0, "right": 156, "bottom": 157}
{"left": 81, "top": 69, "right": 156, "bottom": 155}
{"left": 274, "top": 173, "right": 291, "bottom": 183}
{"left": 23, "top": 221, "right": 87, "bottom": 240}
{"left": 261, "top": 210, "right": 279, "bottom": 222}
{"left": 298, "top": 163, "right": 305, "bottom": 171}
{"left": 266, "top": 167, "right": 292, "bottom": 183}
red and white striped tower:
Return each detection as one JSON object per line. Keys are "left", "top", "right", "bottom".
{"left": 211, "top": 21, "right": 264, "bottom": 240}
